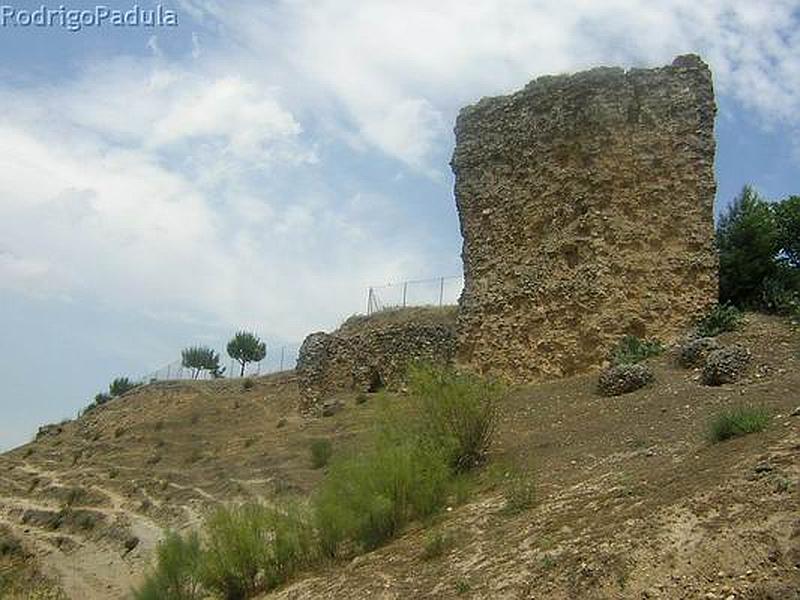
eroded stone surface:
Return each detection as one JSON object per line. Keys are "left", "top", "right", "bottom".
{"left": 597, "top": 363, "right": 654, "bottom": 397}
{"left": 296, "top": 322, "right": 456, "bottom": 414}
{"left": 452, "top": 54, "right": 718, "bottom": 381}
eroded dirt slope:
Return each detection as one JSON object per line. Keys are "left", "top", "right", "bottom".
{"left": 0, "top": 373, "right": 373, "bottom": 598}
{"left": 267, "top": 314, "right": 800, "bottom": 599}
{"left": 1, "top": 314, "right": 798, "bottom": 599}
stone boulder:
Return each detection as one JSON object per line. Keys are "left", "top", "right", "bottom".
{"left": 677, "top": 337, "right": 722, "bottom": 368}
{"left": 598, "top": 364, "right": 654, "bottom": 397}
{"left": 702, "top": 345, "right": 751, "bottom": 386}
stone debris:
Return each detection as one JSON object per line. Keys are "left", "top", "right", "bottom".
{"left": 678, "top": 336, "right": 723, "bottom": 369}
{"left": 702, "top": 345, "right": 752, "bottom": 386}
{"left": 597, "top": 363, "right": 655, "bottom": 397}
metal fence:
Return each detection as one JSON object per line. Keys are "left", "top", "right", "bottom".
{"left": 139, "top": 343, "right": 301, "bottom": 383}
{"left": 132, "top": 273, "right": 463, "bottom": 383}
{"left": 366, "top": 275, "right": 463, "bottom": 315}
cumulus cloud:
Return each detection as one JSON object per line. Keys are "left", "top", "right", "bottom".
{"left": 1, "top": 0, "right": 798, "bottom": 343}
{"left": 0, "top": 54, "right": 426, "bottom": 340}
{"left": 191, "top": 0, "right": 799, "bottom": 169}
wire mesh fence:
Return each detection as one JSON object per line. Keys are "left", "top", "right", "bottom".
{"left": 133, "top": 273, "right": 462, "bottom": 384}
{"left": 139, "top": 344, "right": 301, "bottom": 384}
{"left": 366, "top": 275, "right": 463, "bottom": 315}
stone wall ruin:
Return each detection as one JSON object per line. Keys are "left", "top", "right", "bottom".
{"left": 452, "top": 54, "right": 718, "bottom": 381}
{"left": 296, "top": 312, "right": 456, "bottom": 414}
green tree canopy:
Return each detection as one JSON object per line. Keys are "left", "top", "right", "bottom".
{"left": 774, "top": 195, "right": 800, "bottom": 268}
{"left": 226, "top": 331, "right": 267, "bottom": 377}
{"left": 182, "top": 346, "right": 225, "bottom": 379}
{"left": 109, "top": 376, "right": 138, "bottom": 397}
{"left": 717, "top": 185, "right": 781, "bottom": 308}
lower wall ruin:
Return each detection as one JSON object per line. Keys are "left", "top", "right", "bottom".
{"left": 296, "top": 319, "right": 456, "bottom": 414}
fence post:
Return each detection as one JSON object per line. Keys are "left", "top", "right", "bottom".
{"left": 402, "top": 281, "right": 408, "bottom": 307}
{"left": 439, "top": 277, "right": 445, "bottom": 306}
{"left": 280, "top": 346, "right": 285, "bottom": 372}
{"left": 367, "top": 287, "right": 373, "bottom": 316}
{"left": 166, "top": 365, "right": 171, "bottom": 380}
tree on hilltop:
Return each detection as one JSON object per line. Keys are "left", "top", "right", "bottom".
{"left": 182, "top": 346, "right": 225, "bottom": 379}
{"left": 227, "top": 331, "right": 267, "bottom": 377}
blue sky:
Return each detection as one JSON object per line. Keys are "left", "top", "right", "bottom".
{"left": 1, "top": 0, "right": 798, "bottom": 450}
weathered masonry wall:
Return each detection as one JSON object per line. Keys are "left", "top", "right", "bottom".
{"left": 296, "top": 319, "right": 456, "bottom": 414}
{"left": 452, "top": 54, "right": 718, "bottom": 381}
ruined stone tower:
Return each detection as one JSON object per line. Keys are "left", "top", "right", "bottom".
{"left": 452, "top": 54, "right": 718, "bottom": 381}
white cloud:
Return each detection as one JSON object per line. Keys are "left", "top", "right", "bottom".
{"left": 1, "top": 0, "right": 798, "bottom": 343}
{"left": 194, "top": 0, "right": 799, "bottom": 169}
{"left": 0, "top": 54, "right": 426, "bottom": 340}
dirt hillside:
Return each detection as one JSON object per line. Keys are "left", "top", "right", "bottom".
{"left": 1, "top": 314, "right": 799, "bottom": 599}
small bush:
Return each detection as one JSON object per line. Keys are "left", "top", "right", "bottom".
{"left": 760, "top": 264, "right": 800, "bottom": 316}
{"left": 309, "top": 439, "right": 333, "bottom": 469}
{"left": 241, "top": 378, "right": 255, "bottom": 391}
{"left": 133, "top": 531, "right": 203, "bottom": 600}
{"left": 201, "top": 502, "right": 315, "bottom": 598}
{"left": 421, "top": 531, "right": 454, "bottom": 561}
{"left": 610, "top": 335, "right": 664, "bottom": 366}
{"left": 313, "top": 437, "right": 450, "bottom": 555}
{"left": 709, "top": 405, "right": 770, "bottom": 443}
{"left": 695, "top": 303, "right": 744, "bottom": 337}
{"left": 408, "top": 365, "right": 503, "bottom": 472}
{"left": 503, "top": 469, "right": 536, "bottom": 514}
{"left": 0, "top": 531, "right": 23, "bottom": 557}
{"left": 110, "top": 377, "right": 139, "bottom": 397}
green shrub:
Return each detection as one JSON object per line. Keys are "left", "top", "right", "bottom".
{"left": 421, "top": 531, "right": 454, "bottom": 560}
{"left": 709, "top": 405, "right": 770, "bottom": 443}
{"left": 408, "top": 365, "right": 503, "bottom": 472}
{"left": 309, "top": 439, "right": 333, "bottom": 469}
{"left": 242, "top": 378, "right": 255, "bottom": 391}
{"left": 610, "top": 335, "right": 664, "bottom": 366}
{"left": 313, "top": 437, "right": 450, "bottom": 556}
{"left": 0, "top": 531, "right": 23, "bottom": 557}
{"left": 109, "top": 377, "right": 139, "bottom": 397}
{"left": 502, "top": 469, "right": 536, "bottom": 514}
{"left": 133, "top": 531, "right": 203, "bottom": 600}
{"left": 760, "top": 264, "right": 800, "bottom": 316}
{"left": 200, "top": 502, "right": 315, "bottom": 598}
{"left": 694, "top": 303, "right": 744, "bottom": 337}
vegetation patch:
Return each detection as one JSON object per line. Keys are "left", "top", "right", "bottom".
{"left": 134, "top": 531, "right": 203, "bottom": 600}
{"left": 695, "top": 303, "right": 744, "bottom": 337}
{"left": 309, "top": 439, "right": 333, "bottom": 469}
{"left": 502, "top": 468, "right": 536, "bottom": 514}
{"left": 421, "top": 530, "right": 455, "bottom": 561}
{"left": 717, "top": 186, "right": 799, "bottom": 314}
{"left": 134, "top": 365, "right": 502, "bottom": 598}
{"left": 611, "top": 335, "right": 664, "bottom": 366}
{"left": 709, "top": 405, "right": 770, "bottom": 443}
